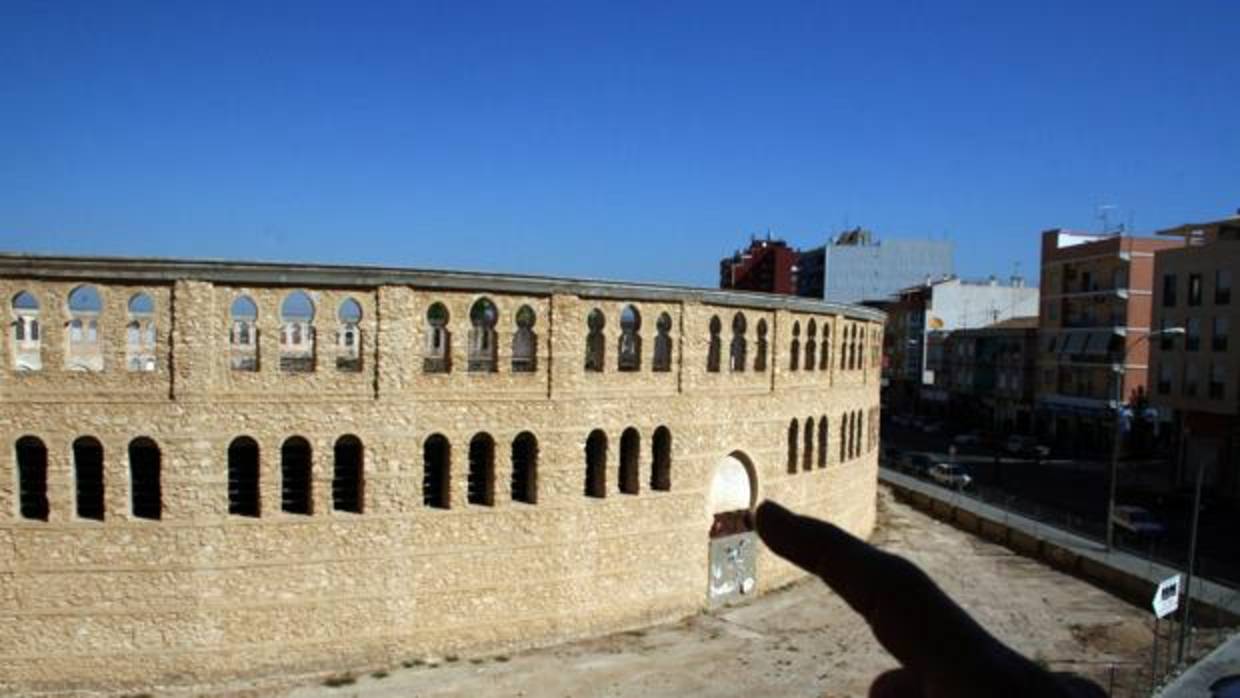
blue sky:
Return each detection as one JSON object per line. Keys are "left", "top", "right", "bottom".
{"left": 2, "top": 1, "right": 1237, "bottom": 288}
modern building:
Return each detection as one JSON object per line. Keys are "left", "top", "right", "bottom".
{"left": 926, "top": 317, "right": 1040, "bottom": 433}
{"left": 798, "top": 228, "right": 954, "bottom": 303}
{"left": 1149, "top": 214, "right": 1240, "bottom": 501}
{"left": 0, "top": 253, "right": 883, "bottom": 694}
{"left": 880, "top": 275, "right": 1038, "bottom": 413}
{"left": 1035, "top": 228, "right": 1182, "bottom": 453}
{"left": 719, "top": 236, "right": 798, "bottom": 294}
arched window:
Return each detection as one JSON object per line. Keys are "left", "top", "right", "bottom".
{"left": 787, "top": 419, "right": 799, "bottom": 474}
{"left": 820, "top": 322, "right": 831, "bottom": 371}
{"left": 855, "top": 410, "right": 864, "bottom": 458}
{"left": 423, "top": 434, "right": 450, "bottom": 508}
{"left": 840, "top": 415, "right": 849, "bottom": 462}
{"left": 73, "top": 436, "right": 105, "bottom": 520}
{"left": 333, "top": 435, "right": 364, "bottom": 513}
{"left": 650, "top": 426, "right": 671, "bottom": 491}
{"left": 11, "top": 291, "right": 42, "bottom": 371}
{"left": 652, "top": 312, "right": 673, "bottom": 372}
{"left": 467, "top": 432, "right": 495, "bottom": 506}
{"left": 619, "top": 427, "right": 640, "bottom": 494}
{"left": 228, "top": 436, "right": 260, "bottom": 517}
{"left": 754, "top": 319, "right": 768, "bottom": 372}
{"left": 618, "top": 305, "right": 642, "bottom": 371}
{"left": 66, "top": 284, "right": 103, "bottom": 371}
{"left": 790, "top": 321, "right": 801, "bottom": 371}
{"left": 730, "top": 313, "right": 747, "bottom": 372}
{"left": 126, "top": 293, "right": 157, "bottom": 372}
{"left": 585, "top": 429, "right": 607, "bottom": 498}
{"left": 511, "top": 432, "right": 538, "bottom": 504}
{"left": 841, "top": 324, "right": 850, "bottom": 371}
{"left": 803, "top": 417, "right": 814, "bottom": 472}
{"left": 805, "top": 319, "right": 817, "bottom": 372}
{"left": 585, "top": 309, "right": 605, "bottom": 372}
{"left": 230, "top": 295, "right": 259, "bottom": 372}
{"left": 424, "top": 302, "right": 451, "bottom": 373}
{"left": 280, "top": 291, "right": 316, "bottom": 372}
{"left": 706, "top": 315, "right": 722, "bottom": 372}
{"left": 16, "top": 436, "right": 48, "bottom": 520}
{"left": 336, "top": 298, "right": 363, "bottom": 372}
{"left": 129, "top": 437, "right": 162, "bottom": 520}
{"left": 511, "top": 305, "right": 537, "bottom": 373}
{"left": 468, "top": 298, "right": 499, "bottom": 373}
{"left": 280, "top": 437, "right": 312, "bottom": 515}
{"left": 818, "top": 417, "right": 828, "bottom": 468}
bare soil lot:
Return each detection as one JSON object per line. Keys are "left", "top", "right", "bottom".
{"left": 261, "top": 487, "right": 1155, "bottom": 697}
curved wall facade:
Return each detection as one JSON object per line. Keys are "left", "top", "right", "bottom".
{"left": 0, "top": 255, "right": 883, "bottom": 694}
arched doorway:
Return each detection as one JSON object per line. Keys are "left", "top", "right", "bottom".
{"left": 706, "top": 451, "right": 758, "bottom": 606}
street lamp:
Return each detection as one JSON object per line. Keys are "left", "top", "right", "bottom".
{"left": 1105, "top": 326, "right": 1185, "bottom": 552}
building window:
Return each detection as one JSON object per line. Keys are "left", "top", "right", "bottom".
{"left": 802, "top": 417, "right": 814, "bottom": 472}
{"left": 1184, "top": 363, "right": 1200, "bottom": 397}
{"left": 1188, "top": 274, "right": 1203, "bottom": 306}
{"left": 279, "top": 291, "right": 316, "bottom": 372}
{"left": 786, "top": 419, "right": 798, "bottom": 474}
{"left": 652, "top": 312, "right": 673, "bottom": 372}
{"left": 706, "top": 315, "right": 722, "bottom": 372}
{"left": 840, "top": 416, "right": 848, "bottom": 462}
{"left": 66, "top": 284, "right": 103, "bottom": 371}
{"left": 229, "top": 295, "right": 259, "bottom": 371}
{"left": 1209, "top": 364, "right": 1225, "bottom": 400}
{"left": 585, "top": 429, "right": 607, "bottom": 498}
{"left": 333, "top": 435, "right": 364, "bottom": 514}
{"left": 650, "top": 426, "right": 671, "bottom": 491}
{"left": 804, "top": 319, "right": 817, "bottom": 371}
{"left": 585, "top": 309, "right": 605, "bottom": 372}
{"left": 424, "top": 302, "right": 452, "bottom": 373}
{"left": 11, "top": 290, "right": 42, "bottom": 371}
{"left": 619, "top": 427, "right": 640, "bottom": 494}
{"left": 1160, "top": 320, "right": 1176, "bottom": 351}
{"left": 468, "top": 297, "right": 499, "bottom": 373}
{"left": 1163, "top": 274, "right": 1177, "bottom": 307}
{"left": 754, "top": 319, "right": 768, "bottom": 372}
{"left": 511, "top": 305, "right": 537, "bottom": 373}
{"left": 129, "top": 437, "right": 162, "bottom": 520}
{"left": 280, "top": 437, "right": 312, "bottom": 515}
{"left": 789, "top": 322, "right": 801, "bottom": 371}
{"left": 467, "top": 433, "right": 495, "bottom": 506}
{"left": 511, "top": 432, "right": 538, "bottom": 504}
{"left": 16, "top": 436, "right": 49, "bottom": 521}
{"left": 1157, "top": 362, "right": 1173, "bottom": 395}
{"left": 618, "top": 305, "right": 642, "bottom": 371}
{"left": 821, "top": 323, "right": 831, "bottom": 370}
{"left": 1216, "top": 269, "right": 1232, "bottom": 305}
{"left": 423, "top": 434, "right": 450, "bottom": 509}
{"left": 126, "top": 293, "right": 157, "bottom": 372}
{"left": 336, "top": 298, "right": 363, "bottom": 372}
{"left": 817, "top": 417, "right": 828, "bottom": 468}
{"left": 228, "top": 436, "right": 260, "bottom": 517}
{"left": 1213, "top": 317, "right": 1229, "bottom": 352}
{"left": 1186, "top": 318, "right": 1201, "bottom": 351}
{"left": 729, "top": 312, "right": 747, "bottom": 372}
{"left": 73, "top": 436, "right": 105, "bottom": 521}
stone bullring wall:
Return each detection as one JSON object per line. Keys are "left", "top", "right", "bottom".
{"left": 0, "top": 254, "right": 883, "bottom": 694}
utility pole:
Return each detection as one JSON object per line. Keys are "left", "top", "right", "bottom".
{"left": 1176, "top": 452, "right": 1206, "bottom": 665}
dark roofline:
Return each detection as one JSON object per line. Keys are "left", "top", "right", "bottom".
{"left": 0, "top": 252, "right": 885, "bottom": 322}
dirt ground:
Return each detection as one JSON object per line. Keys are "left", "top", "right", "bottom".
{"left": 264, "top": 487, "right": 1156, "bottom": 698}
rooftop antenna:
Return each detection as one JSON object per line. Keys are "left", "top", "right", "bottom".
{"left": 1097, "top": 204, "right": 1118, "bottom": 235}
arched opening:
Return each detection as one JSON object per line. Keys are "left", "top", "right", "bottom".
{"left": 790, "top": 321, "right": 801, "bottom": 371}
{"left": 511, "top": 432, "right": 538, "bottom": 504}
{"left": 467, "top": 432, "right": 495, "bottom": 506}
{"left": 279, "top": 291, "right": 316, "bottom": 372}
{"left": 336, "top": 298, "right": 363, "bottom": 372}
{"left": 16, "top": 436, "right": 48, "bottom": 521}
{"left": 805, "top": 319, "right": 817, "bottom": 371}
{"left": 468, "top": 298, "right": 499, "bottom": 372}
{"left": 423, "top": 434, "right": 450, "bottom": 508}
{"left": 820, "top": 322, "right": 831, "bottom": 371}
{"left": 512, "top": 305, "right": 537, "bottom": 373}
{"left": 650, "top": 426, "right": 671, "bottom": 491}
{"left": 840, "top": 415, "right": 849, "bottom": 462}
{"left": 126, "top": 292, "right": 157, "bottom": 372}
{"left": 228, "top": 436, "right": 260, "bottom": 517}
{"left": 729, "top": 312, "right": 747, "bottom": 372}
{"left": 230, "top": 295, "right": 259, "bottom": 371}
{"left": 754, "top": 318, "right": 768, "bottom": 372}
{"left": 707, "top": 452, "right": 759, "bottom": 604}
{"left": 73, "top": 436, "right": 105, "bottom": 521}
{"left": 333, "top": 435, "right": 364, "bottom": 513}
{"left": 706, "top": 315, "right": 722, "bottom": 372}
{"left": 619, "top": 427, "right": 640, "bottom": 495}
{"left": 818, "top": 417, "right": 828, "bottom": 469}
{"left": 11, "top": 291, "right": 42, "bottom": 371}
{"left": 652, "top": 312, "right": 673, "bottom": 372}
{"left": 786, "top": 418, "right": 799, "bottom": 474}
{"left": 129, "top": 437, "right": 162, "bottom": 520}
{"left": 280, "top": 436, "right": 312, "bottom": 515}
{"left": 585, "top": 309, "right": 605, "bottom": 372}
{"left": 66, "top": 284, "right": 103, "bottom": 371}
{"left": 424, "top": 302, "right": 451, "bottom": 373}
{"left": 803, "top": 417, "right": 815, "bottom": 472}
{"left": 585, "top": 429, "right": 607, "bottom": 498}
{"left": 618, "top": 304, "right": 642, "bottom": 371}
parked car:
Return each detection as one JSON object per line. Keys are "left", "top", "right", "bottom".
{"left": 929, "top": 462, "right": 972, "bottom": 489}
{"left": 1004, "top": 435, "right": 1050, "bottom": 458}
{"left": 1111, "top": 505, "right": 1167, "bottom": 538}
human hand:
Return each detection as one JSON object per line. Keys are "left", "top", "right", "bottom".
{"left": 754, "top": 500, "right": 1106, "bottom": 697}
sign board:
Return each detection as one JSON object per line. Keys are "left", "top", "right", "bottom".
{"left": 1152, "top": 574, "right": 1181, "bottom": 618}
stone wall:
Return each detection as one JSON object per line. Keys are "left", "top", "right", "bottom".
{"left": 0, "top": 256, "right": 882, "bottom": 694}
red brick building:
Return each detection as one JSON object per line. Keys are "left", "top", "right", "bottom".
{"left": 719, "top": 237, "right": 798, "bottom": 295}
